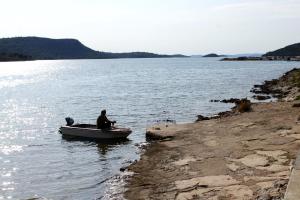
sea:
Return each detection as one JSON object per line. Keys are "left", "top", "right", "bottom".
{"left": 0, "top": 57, "right": 298, "bottom": 199}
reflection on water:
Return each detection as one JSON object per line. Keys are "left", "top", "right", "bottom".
{"left": 0, "top": 58, "right": 298, "bottom": 199}
{"left": 97, "top": 140, "right": 132, "bottom": 156}
{"left": 0, "top": 60, "right": 62, "bottom": 89}
{"left": 61, "top": 135, "right": 131, "bottom": 155}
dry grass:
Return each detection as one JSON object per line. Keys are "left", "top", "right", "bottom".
{"left": 237, "top": 99, "right": 251, "bottom": 112}
{"left": 291, "top": 70, "right": 300, "bottom": 87}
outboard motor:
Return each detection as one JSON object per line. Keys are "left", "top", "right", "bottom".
{"left": 65, "top": 117, "right": 74, "bottom": 126}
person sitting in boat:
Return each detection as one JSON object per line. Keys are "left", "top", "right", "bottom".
{"left": 97, "top": 109, "right": 116, "bottom": 129}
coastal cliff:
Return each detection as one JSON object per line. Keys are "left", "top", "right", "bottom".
{"left": 124, "top": 68, "right": 300, "bottom": 200}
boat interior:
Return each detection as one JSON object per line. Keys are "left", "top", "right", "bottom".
{"left": 71, "top": 124, "right": 97, "bottom": 129}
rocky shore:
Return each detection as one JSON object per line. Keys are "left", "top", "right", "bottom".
{"left": 124, "top": 68, "right": 300, "bottom": 200}
{"left": 250, "top": 68, "right": 300, "bottom": 101}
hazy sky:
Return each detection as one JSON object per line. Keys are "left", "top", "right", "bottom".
{"left": 1, "top": 0, "right": 300, "bottom": 55}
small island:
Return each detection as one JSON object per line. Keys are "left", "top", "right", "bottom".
{"left": 203, "top": 53, "right": 226, "bottom": 57}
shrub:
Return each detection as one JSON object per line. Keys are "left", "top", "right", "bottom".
{"left": 237, "top": 99, "right": 251, "bottom": 112}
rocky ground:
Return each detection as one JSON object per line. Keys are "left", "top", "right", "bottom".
{"left": 124, "top": 68, "right": 300, "bottom": 200}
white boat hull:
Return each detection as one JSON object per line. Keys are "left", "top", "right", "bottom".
{"left": 60, "top": 124, "right": 132, "bottom": 139}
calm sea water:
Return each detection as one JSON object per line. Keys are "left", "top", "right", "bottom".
{"left": 0, "top": 58, "right": 298, "bottom": 199}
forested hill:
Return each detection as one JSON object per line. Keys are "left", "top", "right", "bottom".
{"left": 0, "top": 37, "right": 186, "bottom": 60}
{"left": 264, "top": 43, "right": 300, "bottom": 57}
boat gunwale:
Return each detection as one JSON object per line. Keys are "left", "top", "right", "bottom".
{"left": 60, "top": 125, "right": 132, "bottom": 133}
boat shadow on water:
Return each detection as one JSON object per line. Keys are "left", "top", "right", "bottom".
{"left": 61, "top": 135, "right": 132, "bottom": 155}
{"left": 61, "top": 134, "right": 131, "bottom": 144}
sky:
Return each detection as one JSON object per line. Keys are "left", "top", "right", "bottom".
{"left": 0, "top": 0, "right": 300, "bottom": 55}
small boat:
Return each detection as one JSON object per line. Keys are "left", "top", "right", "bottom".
{"left": 60, "top": 117, "right": 132, "bottom": 140}
{"left": 60, "top": 124, "right": 132, "bottom": 140}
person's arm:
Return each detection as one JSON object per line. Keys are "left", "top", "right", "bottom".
{"left": 105, "top": 116, "right": 116, "bottom": 124}
{"left": 104, "top": 116, "right": 112, "bottom": 123}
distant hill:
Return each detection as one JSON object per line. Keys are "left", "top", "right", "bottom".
{"left": 264, "top": 43, "right": 300, "bottom": 57}
{"left": 202, "top": 53, "right": 226, "bottom": 57}
{"left": 0, "top": 37, "right": 186, "bottom": 60}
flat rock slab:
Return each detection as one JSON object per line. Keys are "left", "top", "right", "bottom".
{"left": 175, "top": 175, "right": 240, "bottom": 190}
{"left": 146, "top": 123, "right": 190, "bottom": 140}
{"left": 146, "top": 124, "right": 176, "bottom": 139}
{"left": 176, "top": 185, "right": 253, "bottom": 200}
{"left": 266, "top": 137, "right": 296, "bottom": 145}
{"left": 231, "top": 154, "right": 269, "bottom": 168}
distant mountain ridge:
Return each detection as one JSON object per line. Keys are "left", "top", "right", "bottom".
{"left": 264, "top": 43, "right": 300, "bottom": 57}
{"left": 0, "top": 37, "right": 186, "bottom": 60}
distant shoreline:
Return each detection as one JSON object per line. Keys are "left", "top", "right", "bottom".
{"left": 0, "top": 37, "right": 187, "bottom": 61}
{"left": 221, "top": 56, "right": 300, "bottom": 61}
{"left": 0, "top": 56, "right": 191, "bottom": 63}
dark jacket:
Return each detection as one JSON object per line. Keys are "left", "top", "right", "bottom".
{"left": 97, "top": 115, "right": 111, "bottom": 129}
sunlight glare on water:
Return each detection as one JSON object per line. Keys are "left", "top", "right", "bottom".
{"left": 0, "top": 60, "right": 62, "bottom": 89}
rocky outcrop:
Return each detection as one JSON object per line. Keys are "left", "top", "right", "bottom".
{"left": 210, "top": 98, "right": 246, "bottom": 104}
{"left": 250, "top": 68, "right": 300, "bottom": 101}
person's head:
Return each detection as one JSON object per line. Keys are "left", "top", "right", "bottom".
{"left": 101, "top": 109, "right": 106, "bottom": 116}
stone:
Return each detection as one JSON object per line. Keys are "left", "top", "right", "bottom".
{"left": 256, "top": 181, "right": 274, "bottom": 189}
{"left": 176, "top": 187, "right": 218, "bottom": 200}
{"left": 210, "top": 99, "right": 220, "bottom": 102}
{"left": 256, "top": 150, "right": 286, "bottom": 157}
{"left": 256, "top": 164, "right": 289, "bottom": 172}
{"left": 253, "top": 95, "right": 271, "bottom": 100}
{"left": 287, "top": 134, "right": 300, "bottom": 140}
{"left": 120, "top": 166, "right": 127, "bottom": 172}
{"left": 175, "top": 175, "right": 240, "bottom": 190}
{"left": 234, "top": 154, "right": 269, "bottom": 168}
{"left": 292, "top": 103, "right": 300, "bottom": 107}
{"left": 222, "top": 185, "right": 253, "bottom": 200}
{"left": 173, "top": 157, "right": 197, "bottom": 166}
{"left": 196, "top": 115, "right": 210, "bottom": 122}
{"left": 244, "top": 176, "right": 278, "bottom": 182}
{"left": 203, "top": 136, "right": 218, "bottom": 147}
{"left": 226, "top": 163, "right": 240, "bottom": 172}
{"left": 220, "top": 98, "right": 241, "bottom": 103}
